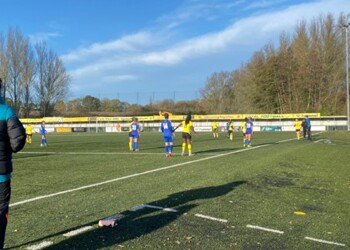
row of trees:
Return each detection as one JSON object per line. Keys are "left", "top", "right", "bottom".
{"left": 53, "top": 96, "right": 205, "bottom": 116}
{"left": 201, "top": 13, "right": 350, "bottom": 115}
{"left": 0, "top": 27, "right": 69, "bottom": 117}
{"left": 1, "top": 14, "right": 349, "bottom": 117}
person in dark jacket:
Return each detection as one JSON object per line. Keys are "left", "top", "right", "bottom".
{"left": 0, "top": 78, "right": 26, "bottom": 249}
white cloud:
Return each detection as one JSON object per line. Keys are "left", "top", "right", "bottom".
{"left": 102, "top": 74, "right": 138, "bottom": 82}
{"left": 68, "top": 27, "right": 237, "bottom": 77}
{"left": 61, "top": 31, "right": 155, "bottom": 63}
{"left": 222, "top": 0, "right": 350, "bottom": 45}
{"left": 29, "top": 32, "right": 61, "bottom": 43}
{"left": 244, "top": 0, "right": 286, "bottom": 10}
{"left": 68, "top": 0, "right": 350, "bottom": 85}
{"left": 135, "top": 28, "right": 239, "bottom": 65}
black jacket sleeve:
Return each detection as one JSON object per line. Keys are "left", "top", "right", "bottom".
{"left": 7, "top": 117, "right": 26, "bottom": 153}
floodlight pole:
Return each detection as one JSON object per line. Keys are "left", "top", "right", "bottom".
{"left": 341, "top": 23, "right": 350, "bottom": 131}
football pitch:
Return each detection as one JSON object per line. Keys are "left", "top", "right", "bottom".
{"left": 7, "top": 131, "right": 350, "bottom": 249}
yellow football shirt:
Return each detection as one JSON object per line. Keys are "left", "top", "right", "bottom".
{"left": 294, "top": 120, "right": 302, "bottom": 130}
{"left": 182, "top": 120, "right": 193, "bottom": 133}
{"left": 26, "top": 125, "right": 33, "bottom": 134}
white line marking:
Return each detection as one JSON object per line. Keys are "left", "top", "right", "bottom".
{"left": 314, "top": 139, "right": 325, "bottom": 143}
{"left": 305, "top": 237, "right": 346, "bottom": 247}
{"left": 26, "top": 241, "right": 53, "bottom": 250}
{"left": 18, "top": 151, "right": 165, "bottom": 155}
{"left": 11, "top": 145, "right": 270, "bottom": 207}
{"left": 143, "top": 204, "right": 178, "bottom": 212}
{"left": 18, "top": 151, "right": 225, "bottom": 157}
{"left": 246, "top": 224, "right": 284, "bottom": 234}
{"left": 63, "top": 226, "right": 93, "bottom": 237}
{"left": 102, "top": 213, "right": 125, "bottom": 220}
{"left": 129, "top": 205, "right": 145, "bottom": 211}
{"left": 277, "top": 138, "right": 298, "bottom": 143}
{"left": 195, "top": 213, "right": 228, "bottom": 223}
{"left": 11, "top": 137, "right": 294, "bottom": 208}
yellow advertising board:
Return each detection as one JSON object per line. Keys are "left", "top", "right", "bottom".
{"left": 193, "top": 114, "right": 245, "bottom": 120}
{"left": 193, "top": 113, "right": 320, "bottom": 120}
{"left": 56, "top": 127, "right": 72, "bottom": 133}
{"left": 41, "top": 117, "right": 63, "bottom": 123}
{"left": 96, "top": 117, "right": 134, "bottom": 122}
{"left": 20, "top": 118, "right": 43, "bottom": 123}
{"left": 246, "top": 113, "right": 320, "bottom": 119}
{"left": 20, "top": 113, "right": 321, "bottom": 124}
{"left": 96, "top": 117, "right": 119, "bottom": 122}
{"left": 63, "top": 117, "right": 89, "bottom": 122}
{"left": 137, "top": 116, "right": 154, "bottom": 122}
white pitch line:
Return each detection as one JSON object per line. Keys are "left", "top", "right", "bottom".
{"left": 277, "top": 138, "right": 299, "bottom": 143}
{"left": 10, "top": 145, "right": 269, "bottom": 207}
{"left": 305, "top": 236, "right": 346, "bottom": 247}
{"left": 314, "top": 139, "right": 326, "bottom": 143}
{"left": 26, "top": 241, "right": 53, "bottom": 250}
{"left": 18, "top": 151, "right": 165, "bottom": 155}
{"left": 62, "top": 226, "right": 93, "bottom": 237}
{"left": 195, "top": 213, "right": 228, "bottom": 223}
{"left": 11, "top": 138, "right": 293, "bottom": 208}
{"left": 246, "top": 224, "right": 284, "bottom": 234}
{"left": 16, "top": 151, "right": 228, "bottom": 158}
{"left": 129, "top": 205, "right": 146, "bottom": 211}
{"left": 143, "top": 204, "right": 178, "bottom": 212}
{"left": 101, "top": 213, "right": 125, "bottom": 221}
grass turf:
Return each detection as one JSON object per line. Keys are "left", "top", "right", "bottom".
{"left": 6, "top": 131, "right": 350, "bottom": 249}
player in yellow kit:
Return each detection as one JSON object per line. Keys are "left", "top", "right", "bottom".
{"left": 174, "top": 114, "right": 198, "bottom": 156}
{"left": 212, "top": 121, "right": 218, "bottom": 138}
{"left": 25, "top": 124, "right": 33, "bottom": 144}
{"left": 294, "top": 118, "right": 302, "bottom": 140}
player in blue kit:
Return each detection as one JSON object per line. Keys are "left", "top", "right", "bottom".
{"left": 130, "top": 117, "right": 140, "bottom": 151}
{"left": 40, "top": 121, "right": 47, "bottom": 146}
{"left": 244, "top": 117, "right": 253, "bottom": 147}
{"left": 160, "top": 113, "right": 174, "bottom": 157}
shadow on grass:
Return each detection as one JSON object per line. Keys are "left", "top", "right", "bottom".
{"left": 11, "top": 180, "right": 246, "bottom": 249}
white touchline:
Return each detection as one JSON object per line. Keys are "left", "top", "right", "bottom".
{"left": 129, "top": 204, "right": 178, "bottom": 212}
{"left": 26, "top": 241, "right": 53, "bottom": 250}
{"left": 195, "top": 213, "right": 228, "bottom": 223}
{"left": 314, "top": 139, "right": 326, "bottom": 143}
{"left": 62, "top": 226, "right": 94, "bottom": 237}
{"left": 17, "top": 151, "right": 222, "bottom": 156}
{"left": 129, "top": 205, "right": 146, "bottom": 212}
{"left": 10, "top": 137, "right": 299, "bottom": 208}
{"left": 18, "top": 151, "right": 166, "bottom": 155}
{"left": 101, "top": 213, "right": 125, "bottom": 220}
{"left": 246, "top": 224, "right": 284, "bottom": 234}
{"left": 143, "top": 204, "right": 178, "bottom": 212}
{"left": 304, "top": 237, "right": 346, "bottom": 247}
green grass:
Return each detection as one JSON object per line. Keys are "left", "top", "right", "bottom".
{"left": 7, "top": 131, "right": 350, "bottom": 249}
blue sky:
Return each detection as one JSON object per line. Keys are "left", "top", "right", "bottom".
{"left": 1, "top": 0, "right": 350, "bottom": 104}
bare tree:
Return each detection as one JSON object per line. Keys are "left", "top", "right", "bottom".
{"left": 35, "top": 42, "right": 69, "bottom": 117}
{"left": 6, "top": 27, "right": 28, "bottom": 112}
{"left": 21, "top": 40, "right": 36, "bottom": 117}
{"left": 200, "top": 71, "right": 234, "bottom": 113}
{"left": 0, "top": 33, "right": 9, "bottom": 99}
